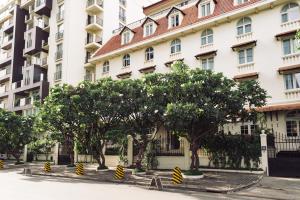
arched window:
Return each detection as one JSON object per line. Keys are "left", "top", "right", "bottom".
{"left": 145, "top": 47, "right": 154, "bottom": 61}
{"left": 171, "top": 39, "right": 181, "bottom": 54}
{"left": 237, "top": 17, "right": 252, "bottom": 35}
{"left": 122, "top": 54, "right": 130, "bottom": 67}
{"left": 281, "top": 3, "right": 300, "bottom": 23}
{"left": 103, "top": 61, "right": 109, "bottom": 73}
{"left": 201, "top": 29, "right": 213, "bottom": 45}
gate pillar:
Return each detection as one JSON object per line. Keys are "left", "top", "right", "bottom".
{"left": 260, "top": 131, "right": 269, "bottom": 176}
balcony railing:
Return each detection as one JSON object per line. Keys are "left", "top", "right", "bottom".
{"left": 86, "top": 35, "right": 102, "bottom": 45}
{"left": 54, "top": 71, "right": 62, "bottom": 81}
{"left": 56, "top": 11, "right": 64, "bottom": 22}
{"left": 84, "top": 73, "right": 93, "bottom": 81}
{"left": 55, "top": 51, "right": 63, "bottom": 60}
{"left": 0, "top": 85, "right": 8, "bottom": 93}
{"left": 87, "top": 0, "right": 103, "bottom": 8}
{"left": 55, "top": 31, "right": 64, "bottom": 41}
{"left": 42, "top": 57, "right": 48, "bottom": 66}
{"left": 0, "top": 67, "right": 11, "bottom": 77}
{"left": 26, "top": 39, "right": 33, "bottom": 48}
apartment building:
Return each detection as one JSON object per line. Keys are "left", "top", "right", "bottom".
{"left": 91, "top": 0, "right": 300, "bottom": 139}
{"left": 0, "top": 0, "right": 143, "bottom": 116}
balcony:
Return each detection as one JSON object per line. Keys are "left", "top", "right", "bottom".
{"left": 86, "top": 0, "right": 103, "bottom": 14}
{"left": 84, "top": 73, "right": 94, "bottom": 82}
{"left": 55, "top": 51, "right": 63, "bottom": 61}
{"left": 85, "top": 35, "right": 102, "bottom": 50}
{"left": 1, "top": 35, "right": 13, "bottom": 50}
{"left": 42, "top": 40, "right": 49, "bottom": 50}
{"left": 0, "top": 85, "right": 9, "bottom": 94}
{"left": 84, "top": 55, "right": 95, "bottom": 68}
{"left": 35, "top": 0, "right": 52, "bottom": 17}
{"left": 3, "top": 18, "right": 14, "bottom": 34}
{"left": 42, "top": 57, "right": 48, "bottom": 67}
{"left": 0, "top": 66, "right": 11, "bottom": 82}
{"left": 56, "top": 11, "right": 64, "bottom": 22}
{"left": 54, "top": 71, "right": 62, "bottom": 81}
{"left": 0, "top": 103, "right": 7, "bottom": 109}
{"left": 23, "top": 26, "right": 49, "bottom": 56}
{"left": 55, "top": 31, "right": 64, "bottom": 41}
{"left": 15, "top": 96, "right": 33, "bottom": 108}
{"left": 0, "top": 52, "right": 12, "bottom": 68}
{"left": 86, "top": 16, "right": 103, "bottom": 32}
{"left": 21, "top": 0, "right": 34, "bottom": 10}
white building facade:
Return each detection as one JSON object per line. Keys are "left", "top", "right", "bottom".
{"left": 91, "top": 0, "right": 300, "bottom": 138}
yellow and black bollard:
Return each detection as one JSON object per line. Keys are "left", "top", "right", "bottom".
{"left": 0, "top": 160, "right": 4, "bottom": 170}
{"left": 76, "top": 163, "right": 84, "bottom": 176}
{"left": 172, "top": 167, "right": 183, "bottom": 184}
{"left": 44, "top": 162, "right": 51, "bottom": 173}
{"left": 114, "top": 165, "right": 125, "bottom": 180}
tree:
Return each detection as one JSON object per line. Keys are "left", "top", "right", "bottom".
{"left": 0, "top": 109, "right": 34, "bottom": 164}
{"left": 119, "top": 77, "right": 166, "bottom": 170}
{"left": 164, "top": 62, "right": 267, "bottom": 171}
{"left": 36, "top": 85, "right": 80, "bottom": 166}
{"left": 73, "top": 79, "right": 127, "bottom": 169}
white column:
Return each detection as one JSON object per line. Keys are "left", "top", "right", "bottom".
{"left": 260, "top": 131, "right": 269, "bottom": 176}
{"left": 53, "top": 143, "right": 59, "bottom": 165}
{"left": 23, "top": 145, "right": 28, "bottom": 162}
{"left": 182, "top": 137, "right": 191, "bottom": 170}
{"left": 127, "top": 135, "right": 133, "bottom": 167}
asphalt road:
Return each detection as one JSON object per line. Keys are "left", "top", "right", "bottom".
{"left": 0, "top": 169, "right": 299, "bottom": 200}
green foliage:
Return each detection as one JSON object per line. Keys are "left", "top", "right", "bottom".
{"left": 183, "top": 170, "right": 203, "bottom": 176}
{"left": 201, "top": 133, "right": 261, "bottom": 169}
{"left": 142, "top": 140, "right": 159, "bottom": 170}
{"left": 0, "top": 109, "right": 34, "bottom": 162}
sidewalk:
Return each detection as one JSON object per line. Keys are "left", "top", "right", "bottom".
{"left": 21, "top": 164, "right": 263, "bottom": 193}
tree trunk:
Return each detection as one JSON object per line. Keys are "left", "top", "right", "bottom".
{"left": 136, "top": 144, "right": 146, "bottom": 170}
{"left": 190, "top": 142, "right": 200, "bottom": 171}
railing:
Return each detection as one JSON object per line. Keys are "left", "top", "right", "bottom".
{"left": 87, "top": 16, "right": 103, "bottom": 26}
{"left": 156, "top": 135, "right": 185, "bottom": 156}
{"left": 55, "top": 51, "right": 63, "bottom": 60}
{"left": 0, "top": 67, "right": 11, "bottom": 77}
{"left": 86, "top": 34, "right": 102, "bottom": 45}
{"left": 84, "top": 73, "right": 93, "bottom": 81}
{"left": 42, "top": 57, "right": 48, "bottom": 66}
{"left": 42, "top": 40, "right": 48, "bottom": 48}
{"left": 87, "top": 0, "right": 103, "bottom": 8}
{"left": 26, "top": 39, "right": 33, "bottom": 48}
{"left": 0, "top": 85, "right": 8, "bottom": 93}
{"left": 56, "top": 11, "right": 64, "bottom": 22}
{"left": 54, "top": 71, "right": 62, "bottom": 81}
{"left": 2, "top": 35, "right": 13, "bottom": 45}
{"left": 55, "top": 31, "right": 64, "bottom": 41}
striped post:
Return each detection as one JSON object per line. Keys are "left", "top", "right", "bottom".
{"left": 0, "top": 160, "right": 4, "bottom": 170}
{"left": 114, "top": 165, "right": 125, "bottom": 180}
{"left": 172, "top": 167, "right": 183, "bottom": 184}
{"left": 44, "top": 162, "right": 51, "bottom": 173}
{"left": 76, "top": 163, "right": 84, "bottom": 175}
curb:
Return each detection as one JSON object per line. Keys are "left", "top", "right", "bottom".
{"left": 31, "top": 172, "right": 263, "bottom": 194}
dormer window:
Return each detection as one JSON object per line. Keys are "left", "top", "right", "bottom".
{"left": 166, "top": 7, "right": 184, "bottom": 29}
{"left": 196, "top": 0, "right": 216, "bottom": 18}
{"left": 122, "top": 31, "right": 131, "bottom": 44}
{"left": 201, "top": 2, "right": 211, "bottom": 17}
{"left": 144, "top": 23, "right": 154, "bottom": 37}
{"left": 170, "top": 13, "right": 180, "bottom": 27}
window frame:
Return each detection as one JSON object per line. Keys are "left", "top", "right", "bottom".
{"left": 238, "top": 47, "right": 253, "bottom": 65}
{"left": 201, "top": 29, "right": 213, "bottom": 46}
{"left": 103, "top": 61, "right": 110, "bottom": 73}
{"left": 122, "top": 54, "right": 130, "bottom": 67}
{"left": 201, "top": 57, "right": 214, "bottom": 70}
{"left": 281, "top": 3, "right": 300, "bottom": 23}
{"left": 170, "top": 39, "right": 181, "bottom": 54}
{"left": 237, "top": 17, "right": 252, "bottom": 36}
{"left": 145, "top": 47, "right": 154, "bottom": 61}
{"left": 144, "top": 22, "right": 154, "bottom": 37}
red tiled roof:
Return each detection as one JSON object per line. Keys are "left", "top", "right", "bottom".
{"left": 143, "top": 0, "right": 178, "bottom": 15}
{"left": 93, "top": 0, "right": 261, "bottom": 59}
{"left": 256, "top": 103, "right": 300, "bottom": 112}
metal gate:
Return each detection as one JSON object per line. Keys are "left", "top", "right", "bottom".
{"left": 58, "top": 143, "right": 72, "bottom": 165}
{"left": 267, "top": 132, "right": 300, "bottom": 178}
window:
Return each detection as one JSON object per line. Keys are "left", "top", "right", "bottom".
{"left": 201, "top": 29, "right": 213, "bottom": 45}
{"left": 284, "top": 73, "right": 300, "bottom": 90}
{"left": 281, "top": 3, "right": 300, "bottom": 23}
{"left": 103, "top": 61, "right": 109, "bottom": 73}
{"left": 201, "top": 2, "right": 211, "bottom": 17}
{"left": 122, "top": 54, "right": 130, "bottom": 67}
{"left": 170, "top": 39, "right": 181, "bottom": 54}
{"left": 201, "top": 57, "right": 214, "bottom": 70}
{"left": 54, "top": 63, "right": 62, "bottom": 81}
{"left": 282, "top": 37, "right": 298, "bottom": 55}
{"left": 145, "top": 47, "right": 154, "bottom": 61}
{"left": 119, "top": 6, "right": 126, "bottom": 23}
{"left": 286, "top": 111, "right": 300, "bottom": 137}
{"left": 122, "top": 31, "right": 130, "bottom": 44}
{"left": 237, "top": 17, "right": 252, "bottom": 35}
{"left": 144, "top": 23, "right": 154, "bottom": 37}
{"left": 170, "top": 13, "right": 180, "bottom": 28}
{"left": 241, "top": 124, "right": 258, "bottom": 135}
{"left": 238, "top": 48, "right": 253, "bottom": 64}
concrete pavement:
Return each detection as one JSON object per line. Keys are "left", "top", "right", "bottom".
{"left": 1, "top": 169, "right": 300, "bottom": 200}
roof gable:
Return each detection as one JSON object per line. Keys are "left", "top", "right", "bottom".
{"left": 141, "top": 17, "right": 159, "bottom": 27}
{"left": 196, "top": 0, "right": 218, "bottom": 7}
{"left": 166, "top": 7, "right": 185, "bottom": 17}
{"left": 119, "top": 26, "right": 135, "bottom": 35}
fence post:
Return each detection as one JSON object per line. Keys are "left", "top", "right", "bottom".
{"left": 23, "top": 145, "right": 28, "bottom": 162}
{"left": 260, "top": 131, "right": 269, "bottom": 176}
{"left": 182, "top": 137, "right": 191, "bottom": 170}
{"left": 127, "top": 135, "right": 133, "bottom": 167}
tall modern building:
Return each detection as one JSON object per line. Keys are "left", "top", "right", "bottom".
{"left": 0, "top": 0, "right": 144, "bottom": 116}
